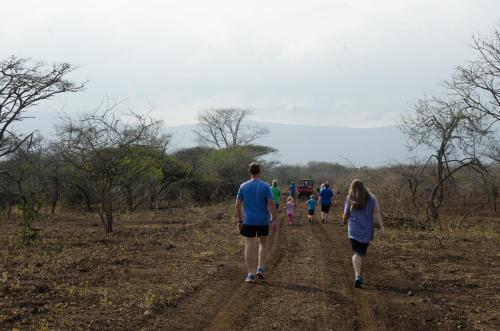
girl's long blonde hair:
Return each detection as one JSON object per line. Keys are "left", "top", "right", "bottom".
{"left": 347, "top": 179, "right": 372, "bottom": 210}
{"left": 272, "top": 179, "right": 278, "bottom": 187}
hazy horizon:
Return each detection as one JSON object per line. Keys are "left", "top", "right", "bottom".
{"left": 14, "top": 110, "right": 408, "bottom": 166}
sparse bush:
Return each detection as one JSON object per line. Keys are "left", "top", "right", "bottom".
{"left": 142, "top": 287, "right": 179, "bottom": 313}
{"left": 16, "top": 198, "right": 41, "bottom": 245}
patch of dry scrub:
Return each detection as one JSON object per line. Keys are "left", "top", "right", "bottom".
{"left": 0, "top": 204, "right": 242, "bottom": 330}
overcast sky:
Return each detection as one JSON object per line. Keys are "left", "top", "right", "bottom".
{"left": 2, "top": 0, "right": 500, "bottom": 129}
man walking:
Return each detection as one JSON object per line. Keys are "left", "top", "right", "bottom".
{"left": 318, "top": 181, "right": 334, "bottom": 223}
{"left": 236, "top": 162, "right": 278, "bottom": 283}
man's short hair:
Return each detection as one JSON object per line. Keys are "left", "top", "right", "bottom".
{"left": 248, "top": 162, "right": 261, "bottom": 175}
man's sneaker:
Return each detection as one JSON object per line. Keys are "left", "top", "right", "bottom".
{"left": 256, "top": 267, "right": 266, "bottom": 280}
{"left": 354, "top": 276, "right": 364, "bottom": 288}
{"left": 245, "top": 273, "right": 256, "bottom": 283}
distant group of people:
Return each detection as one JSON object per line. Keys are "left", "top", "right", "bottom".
{"left": 235, "top": 162, "right": 385, "bottom": 288}
{"left": 271, "top": 180, "right": 336, "bottom": 226}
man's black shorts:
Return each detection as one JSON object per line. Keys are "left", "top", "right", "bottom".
{"left": 350, "top": 238, "right": 369, "bottom": 256}
{"left": 321, "top": 204, "right": 331, "bottom": 213}
{"left": 308, "top": 209, "right": 315, "bottom": 215}
{"left": 240, "top": 224, "right": 269, "bottom": 237}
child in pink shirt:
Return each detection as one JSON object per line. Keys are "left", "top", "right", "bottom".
{"left": 285, "top": 196, "right": 296, "bottom": 225}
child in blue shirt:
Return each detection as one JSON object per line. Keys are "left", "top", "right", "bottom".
{"left": 305, "top": 195, "right": 317, "bottom": 223}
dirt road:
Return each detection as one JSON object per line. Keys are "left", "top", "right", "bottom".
{"left": 162, "top": 207, "right": 416, "bottom": 331}
{"left": 2, "top": 204, "right": 494, "bottom": 330}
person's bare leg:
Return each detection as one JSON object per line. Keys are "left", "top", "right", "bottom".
{"left": 352, "top": 254, "right": 363, "bottom": 278}
{"left": 245, "top": 237, "right": 257, "bottom": 273}
{"left": 258, "top": 236, "right": 269, "bottom": 268}
{"left": 360, "top": 256, "right": 364, "bottom": 277}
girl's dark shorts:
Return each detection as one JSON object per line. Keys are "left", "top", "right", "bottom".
{"left": 308, "top": 209, "right": 315, "bottom": 215}
{"left": 321, "top": 204, "right": 331, "bottom": 213}
{"left": 350, "top": 238, "right": 369, "bottom": 256}
{"left": 240, "top": 224, "right": 269, "bottom": 237}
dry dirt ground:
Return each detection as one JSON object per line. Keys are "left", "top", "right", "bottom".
{"left": 1, "top": 203, "right": 499, "bottom": 330}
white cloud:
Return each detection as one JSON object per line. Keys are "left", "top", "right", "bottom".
{"left": 1, "top": 0, "right": 499, "bottom": 128}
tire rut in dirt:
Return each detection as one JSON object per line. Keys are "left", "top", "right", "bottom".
{"left": 207, "top": 214, "right": 289, "bottom": 331}
{"left": 157, "top": 214, "right": 287, "bottom": 331}
{"left": 235, "top": 208, "right": 348, "bottom": 330}
{"left": 314, "top": 218, "right": 387, "bottom": 331}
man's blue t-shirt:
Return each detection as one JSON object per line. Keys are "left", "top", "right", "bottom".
{"left": 319, "top": 188, "right": 333, "bottom": 206}
{"left": 344, "top": 196, "right": 379, "bottom": 243}
{"left": 307, "top": 199, "right": 317, "bottom": 210}
{"left": 289, "top": 184, "right": 296, "bottom": 196}
{"left": 237, "top": 179, "right": 274, "bottom": 226}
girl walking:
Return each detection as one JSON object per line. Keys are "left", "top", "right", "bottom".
{"left": 342, "top": 179, "right": 385, "bottom": 288}
{"left": 285, "top": 196, "right": 296, "bottom": 226}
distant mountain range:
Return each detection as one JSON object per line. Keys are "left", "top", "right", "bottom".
{"left": 15, "top": 111, "right": 411, "bottom": 167}
{"left": 167, "top": 122, "right": 411, "bottom": 167}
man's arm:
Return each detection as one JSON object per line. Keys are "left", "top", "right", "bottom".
{"left": 235, "top": 199, "right": 243, "bottom": 230}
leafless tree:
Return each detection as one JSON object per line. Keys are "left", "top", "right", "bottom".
{"left": 55, "top": 104, "right": 169, "bottom": 232}
{"left": 451, "top": 27, "right": 500, "bottom": 121}
{"left": 401, "top": 97, "right": 488, "bottom": 221}
{"left": 0, "top": 56, "right": 83, "bottom": 159}
{"left": 394, "top": 159, "right": 426, "bottom": 208}
{"left": 449, "top": 27, "right": 500, "bottom": 163}
{"left": 195, "top": 108, "right": 268, "bottom": 149}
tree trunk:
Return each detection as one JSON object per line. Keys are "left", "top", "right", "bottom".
{"left": 105, "top": 210, "right": 113, "bottom": 233}
{"left": 99, "top": 184, "right": 114, "bottom": 233}
{"left": 154, "top": 195, "right": 159, "bottom": 214}
{"left": 492, "top": 184, "right": 498, "bottom": 213}
{"left": 124, "top": 184, "right": 134, "bottom": 212}
{"left": 75, "top": 184, "right": 94, "bottom": 213}
{"left": 51, "top": 179, "right": 60, "bottom": 215}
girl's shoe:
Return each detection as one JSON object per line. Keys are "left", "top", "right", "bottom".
{"left": 354, "top": 276, "right": 364, "bottom": 288}
{"left": 245, "top": 273, "right": 256, "bottom": 283}
{"left": 256, "top": 267, "right": 266, "bottom": 279}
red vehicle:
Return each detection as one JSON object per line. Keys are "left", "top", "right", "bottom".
{"left": 298, "top": 179, "right": 314, "bottom": 199}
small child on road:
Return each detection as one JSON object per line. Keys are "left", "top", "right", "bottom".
{"left": 285, "top": 196, "right": 296, "bottom": 226}
{"left": 306, "top": 195, "right": 317, "bottom": 223}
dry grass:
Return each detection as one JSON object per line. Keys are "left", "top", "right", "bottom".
{"left": 0, "top": 204, "right": 243, "bottom": 330}
{"left": 375, "top": 215, "right": 500, "bottom": 330}
{"left": 1, "top": 204, "right": 499, "bottom": 330}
